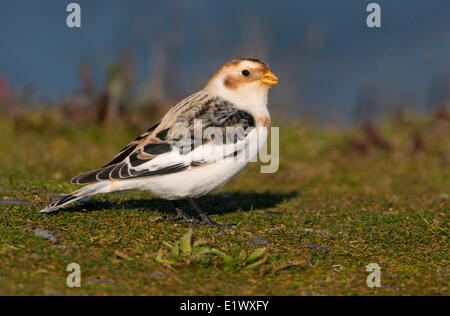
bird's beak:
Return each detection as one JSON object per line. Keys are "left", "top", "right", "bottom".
{"left": 261, "top": 70, "right": 279, "bottom": 86}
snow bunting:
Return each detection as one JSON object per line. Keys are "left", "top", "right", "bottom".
{"left": 40, "top": 59, "right": 279, "bottom": 226}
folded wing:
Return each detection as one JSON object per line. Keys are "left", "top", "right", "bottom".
{"left": 71, "top": 91, "right": 256, "bottom": 185}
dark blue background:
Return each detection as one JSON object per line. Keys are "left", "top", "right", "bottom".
{"left": 0, "top": 0, "right": 449, "bottom": 121}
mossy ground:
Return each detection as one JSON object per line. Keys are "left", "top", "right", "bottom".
{"left": 0, "top": 113, "right": 448, "bottom": 295}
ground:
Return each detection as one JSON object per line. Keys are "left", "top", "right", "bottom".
{"left": 0, "top": 113, "right": 448, "bottom": 295}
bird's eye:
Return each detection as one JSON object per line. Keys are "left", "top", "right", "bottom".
{"left": 242, "top": 70, "right": 250, "bottom": 77}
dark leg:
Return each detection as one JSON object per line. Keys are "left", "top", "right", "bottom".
{"left": 172, "top": 201, "right": 194, "bottom": 220}
{"left": 187, "top": 198, "right": 223, "bottom": 227}
{"left": 160, "top": 201, "right": 196, "bottom": 223}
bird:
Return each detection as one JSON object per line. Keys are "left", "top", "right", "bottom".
{"left": 40, "top": 59, "right": 279, "bottom": 226}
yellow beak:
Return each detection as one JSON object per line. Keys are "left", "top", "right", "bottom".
{"left": 261, "top": 70, "right": 279, "bottom": 86}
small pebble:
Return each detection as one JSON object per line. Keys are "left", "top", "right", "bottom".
{"left": 304, "top": 243, "right": 329, "bottom": 251}
{"left": 248, "top": 237, "right": 271, "bottom": 245}
{"left": 26, "top": 227, "right": 58, "bottom": 243}
{"left": 147, "top": 272, "right": 164, "bottom": 279}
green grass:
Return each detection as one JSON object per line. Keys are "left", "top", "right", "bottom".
{"left": 0, "top": 113, "right": 448, "bottom": 295}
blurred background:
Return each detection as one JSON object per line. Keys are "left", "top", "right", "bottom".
{"left": 0, "top": 0, "right": 449, "bottom": 127}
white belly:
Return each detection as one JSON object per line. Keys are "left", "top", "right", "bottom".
{"left": 139, "top": 159, "right": 248, "bottom": 199}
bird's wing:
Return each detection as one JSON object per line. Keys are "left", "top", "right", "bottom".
{"left": 71, "top": 91, "right": 257, "bottom": 185}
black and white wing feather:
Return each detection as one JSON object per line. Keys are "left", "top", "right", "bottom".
{"left": 71, "top": 91, "right": 256, "bottom": 185}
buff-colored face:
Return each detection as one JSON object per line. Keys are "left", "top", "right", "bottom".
{"left": 207, "top": 59, "right": 279, "bottom": 92}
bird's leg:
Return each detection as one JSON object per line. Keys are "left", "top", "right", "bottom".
{"left": 173, "top": 201, "right": 194, "bottom": 220}
{"left": 161, "top": 201, "right": 196, "bottom": 223}
{"left": 187, "top": 198, "right": 223, "bottom": 227}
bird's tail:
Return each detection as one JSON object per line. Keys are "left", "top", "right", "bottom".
{"left": 39, "top": 183, "right": 109, "bottom": 214}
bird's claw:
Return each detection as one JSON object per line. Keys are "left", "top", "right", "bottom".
{"left": 158, "top": 214, "right": 195, "bottom": 223}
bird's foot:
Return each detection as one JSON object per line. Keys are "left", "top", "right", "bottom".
{"left": 195, "top": 214, "right": 236, "bottom": 228}
{"left": 156, "top": 202, "right": 197, "bottom": 224}
{"left": 157, "top": 212, "right": 196, "bottom": 224}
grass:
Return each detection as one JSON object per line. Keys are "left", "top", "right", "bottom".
{"left": 0, "top": 112, "right": 448, "bottom": 295}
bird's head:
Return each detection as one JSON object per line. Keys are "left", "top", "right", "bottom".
{"left": 205, "top": 59, "right": 279, "bottom": 108}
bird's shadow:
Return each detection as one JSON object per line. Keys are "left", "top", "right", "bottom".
{"left": 57, "top": 191, "right": 299, "bottom": 216}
